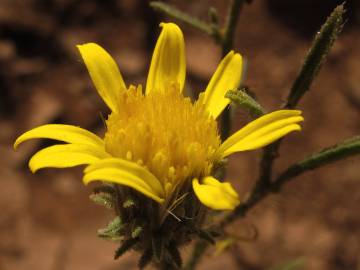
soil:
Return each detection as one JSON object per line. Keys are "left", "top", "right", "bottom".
{"left": 0, "top": 0, "right": 359, "bottom": 269}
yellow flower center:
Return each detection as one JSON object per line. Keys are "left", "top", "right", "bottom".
{"left": 104, "top": 84, "right": 221, "bottom": 197}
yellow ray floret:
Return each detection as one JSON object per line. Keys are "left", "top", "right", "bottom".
{"left": 83, "top": 158, "right": 165, "bottom": 203}
{"left": 29, "top": 144, "right": 110, "bottom": 173}
{"left": 146, "top": 23, "right": 186, "bottom": 94}
{"left": 14, "top": 124, "right": 104, "bottom": 149}
{"left": 219, "top": 110, "right": 304, "bottom": 157}
{"left": 77, "top": 43, "right": 126, "bottom": 112}
{"left": 203, "top": 51, "right": 243, "bottom": 119}
{"left": 192, "top": 177, "right": 240, "bottom": 210}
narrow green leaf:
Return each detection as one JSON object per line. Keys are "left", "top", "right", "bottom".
{"left": 276, "top": 136, "right": 360, "bottom": 184}
{"left": 226, "top": 88, "right": 265, "bottom": 118}
{"left": 208, "top": 7, "right": 219, "bottom": 25}
{"left": 131, "top": 226, "right": 143, "bottom": 239}
{"left": 114, "top": 238, "right": 138, "bottom": 259}
{"left": 123, "top": 198, "right": 136, "bottom": 208}
{"left": 150, "top": 1, "right": 215, "bottom": 37}
{"left": 97, "top": 216, "right": 123, "bottom": 241}
{"left": 89, "top": 192, "right": 114, "bottom": 209}
{"left": 286, "top": 4, "right": 345, "bottom": 108}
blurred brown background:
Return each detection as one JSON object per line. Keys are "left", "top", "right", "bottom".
{"left": 0, "top": 0, "right": 359, "bottom": 269}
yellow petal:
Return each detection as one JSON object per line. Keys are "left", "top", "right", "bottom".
{"left": 192, "top": 177, "right": 240, "bottom": 210}
{"left": 83, "top": 160, "right": 165, "bottom": 204}
{"left": 14, "top": 124, "right": 104, "bottom": 149}
{"left": 219, "top": 110, "right": 303, "bottom": 157}
{"left": 77, "top": 43, "right": 126, "bottom": 112}
{"left": 146, "top": 23, "right": 186, "bottom": 94}
{"left": 84, "top": 158, "right": 165, "bottom": 197}
{"left": 29, "top": 144, "right": 110, "bottom": 172}
{"left": 203, "top": 51, "right": 243, "bottom": 119}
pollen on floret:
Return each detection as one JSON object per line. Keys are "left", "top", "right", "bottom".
{"left": 104, "top": 83, "right": 222, "bottom": 197}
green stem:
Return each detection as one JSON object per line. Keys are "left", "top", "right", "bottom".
{"left": 220, "top": 0, "right": 246, "bottom": 141}
{"left": 184, "top": 2, "right": 249, "bottom": 266}
{"left": 221, "top": 0, "right": 246, "bottom": 56}
{"left": 150, "top": 2, "right": 214, "bottom": 36}
{"left": 226, "top": 3, "right": 347, "bottom": 226}
{"left": 183, "top": 241, "right": 208, "bottom": 270}
{"left": 221, "top": 136, "right": 360, "bottom": 226}
{"left": 276, "top": 136, "right": 360, "bottom": 184}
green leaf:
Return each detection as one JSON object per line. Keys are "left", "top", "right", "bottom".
{"left": 114, "top": 238, "right": 138, "bottom": 259}
{"left": 97, "top": 216, "right": 123, "bottom": 241}
{"left": 226, "top": 88, "right": 265, "bottom": 118}
{"left": 89, "top": 192, "right": 114, "bottom": 209}
{"left": 276, "top": 136, "right": 360, "bottom": 184}
{"left": 131, "top": 226, "right": 143, "bottom": 239}
{"left": 286, "top": 4, "right": 345, "bottom": 108}
{"left": 123, "top": 198, "right": 136, "bottom": 208}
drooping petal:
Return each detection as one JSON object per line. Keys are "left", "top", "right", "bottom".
{"left": 29, "top": 144, "right": 110, "bottom": 173}
{"left": 77, "top": 43, "right": 126, "bottom": 112}
{"left": 146, "top": 23, "right": 186, "bottom": 94}
{"left": 219, "top": 110, "right": 304, "bottom": 158}
{"left": 14, "top": 124, "right": 104, "bottom": 149}
{"left": 84, "top": 158, "right": 165, "bottom": 197}
{"left": 192, "top": 177, "right": 240, "bottom": 210}
{"left": 203, "top": 51, "right": 243, "bottom": 119}
{"left": 83, "top": 159, "right": 165, "bottom": 203}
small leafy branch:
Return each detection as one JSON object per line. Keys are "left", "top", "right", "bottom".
{"left": 150, "top": 1, "right": 358, "bottom": 269}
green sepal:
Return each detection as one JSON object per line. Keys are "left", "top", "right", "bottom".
{"left": 97, "top": 216, "right": 123, "bottom": 241}
{"left": 114, "top": 237, "right": 139, "bottom": 259}
{"left": 89, "top": 192, "right": 114, "bottom": 209}
{"left": 123, "top": 198, "right": 136, "bottom": 208}
{"left": 131, "top": 226, "right": 143, "bottom": 239}
{"left": 226, "top": 88, "right": 264, "bottom": 118}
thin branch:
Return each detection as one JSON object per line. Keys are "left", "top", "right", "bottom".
{"left": 221, "top": 136, "right": 360, "bottom": 226}
{"left": 275, "top": 136, "right": 360, "bottom": 184}
{"left": 221, "top": 0, "right": 246, "bottom": 56}
{"left": 183, "top": 241, "right": 208, "bottom": 270}
{"left": 150, "top": 2, "right": 215, "bottom": 37}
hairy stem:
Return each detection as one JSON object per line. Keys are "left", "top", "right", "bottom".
{"left": 221, "top": 136, "right": 360, "bottom": 226}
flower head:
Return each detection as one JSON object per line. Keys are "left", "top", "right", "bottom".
{"left": 15, "top": 23, "right": 303, "bottom": 213}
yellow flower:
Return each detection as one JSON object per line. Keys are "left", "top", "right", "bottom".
{"left": 14, "top": 23, "right": 303, "bottom": 211}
